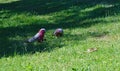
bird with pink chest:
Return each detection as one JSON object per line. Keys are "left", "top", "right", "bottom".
{"left": 27, "top": 28, "right": 46, "bottom": 43}
{"left": 53, "top": 28, "right": 63, "bottom": 37}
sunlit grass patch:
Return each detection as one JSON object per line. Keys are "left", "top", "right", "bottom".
{"left": 0, "top": 0, "right": 19, "bottom": 3}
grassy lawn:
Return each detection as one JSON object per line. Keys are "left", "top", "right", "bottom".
{"left": 0, "top": 0, "right": 120, "bottom": 71}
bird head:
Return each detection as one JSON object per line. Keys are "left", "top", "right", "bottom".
{"left": 39, "top": 28, "right": 46, "bottom": 34}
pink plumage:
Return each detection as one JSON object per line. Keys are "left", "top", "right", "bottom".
{"left": 27, "top": 28, "right": 46, "bottom": 43}
{"left": 37, "top": 28, "right": 46, "bottom": 42}
{"left": 53, "top": 28, "right": 63, "bottom": 37}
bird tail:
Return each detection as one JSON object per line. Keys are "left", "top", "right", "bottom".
{"left": 27, "top": 33, "right": 40, "bottom": 43}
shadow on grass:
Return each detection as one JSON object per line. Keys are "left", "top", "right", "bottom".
{"left": 0, "top": 0, "right": 120, "bottom": 58}
{"left": 0, "top": 24, "right": 110, "bottom": 58}
{"left": 0, "top": 39, "right": 64, "bottom": 57}
{"left": 0, "top": 0, "right": 119, "bottom": 16}
{"left": 0, "top": 0, "right": 83, "bottom": 15}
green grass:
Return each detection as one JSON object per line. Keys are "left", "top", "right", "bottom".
{"left": 0, "top": 0, "right": 120, "bottom": 71}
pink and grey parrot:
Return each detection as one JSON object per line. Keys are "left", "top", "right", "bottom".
{"left": 53, "top": 28, "right": 63, "bottom": 37}
{"left": 27, "top": 28, "right": 46, "bottom": 43}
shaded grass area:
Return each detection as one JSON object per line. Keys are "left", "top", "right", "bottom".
{"left": 0, "top": 0, "right": 120, "bottom": 58}
{"left": 0, "top": 0, "right": 120, "bottom": 19}
{"left": 0, "top": 0, "right": 119, "bottom": 15}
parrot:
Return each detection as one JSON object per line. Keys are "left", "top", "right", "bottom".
{"left": 27, "top": 28, "right": 46, "bottom": 43}
{"left": 53, "top": 28, "right": 63, "bottom": 37}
